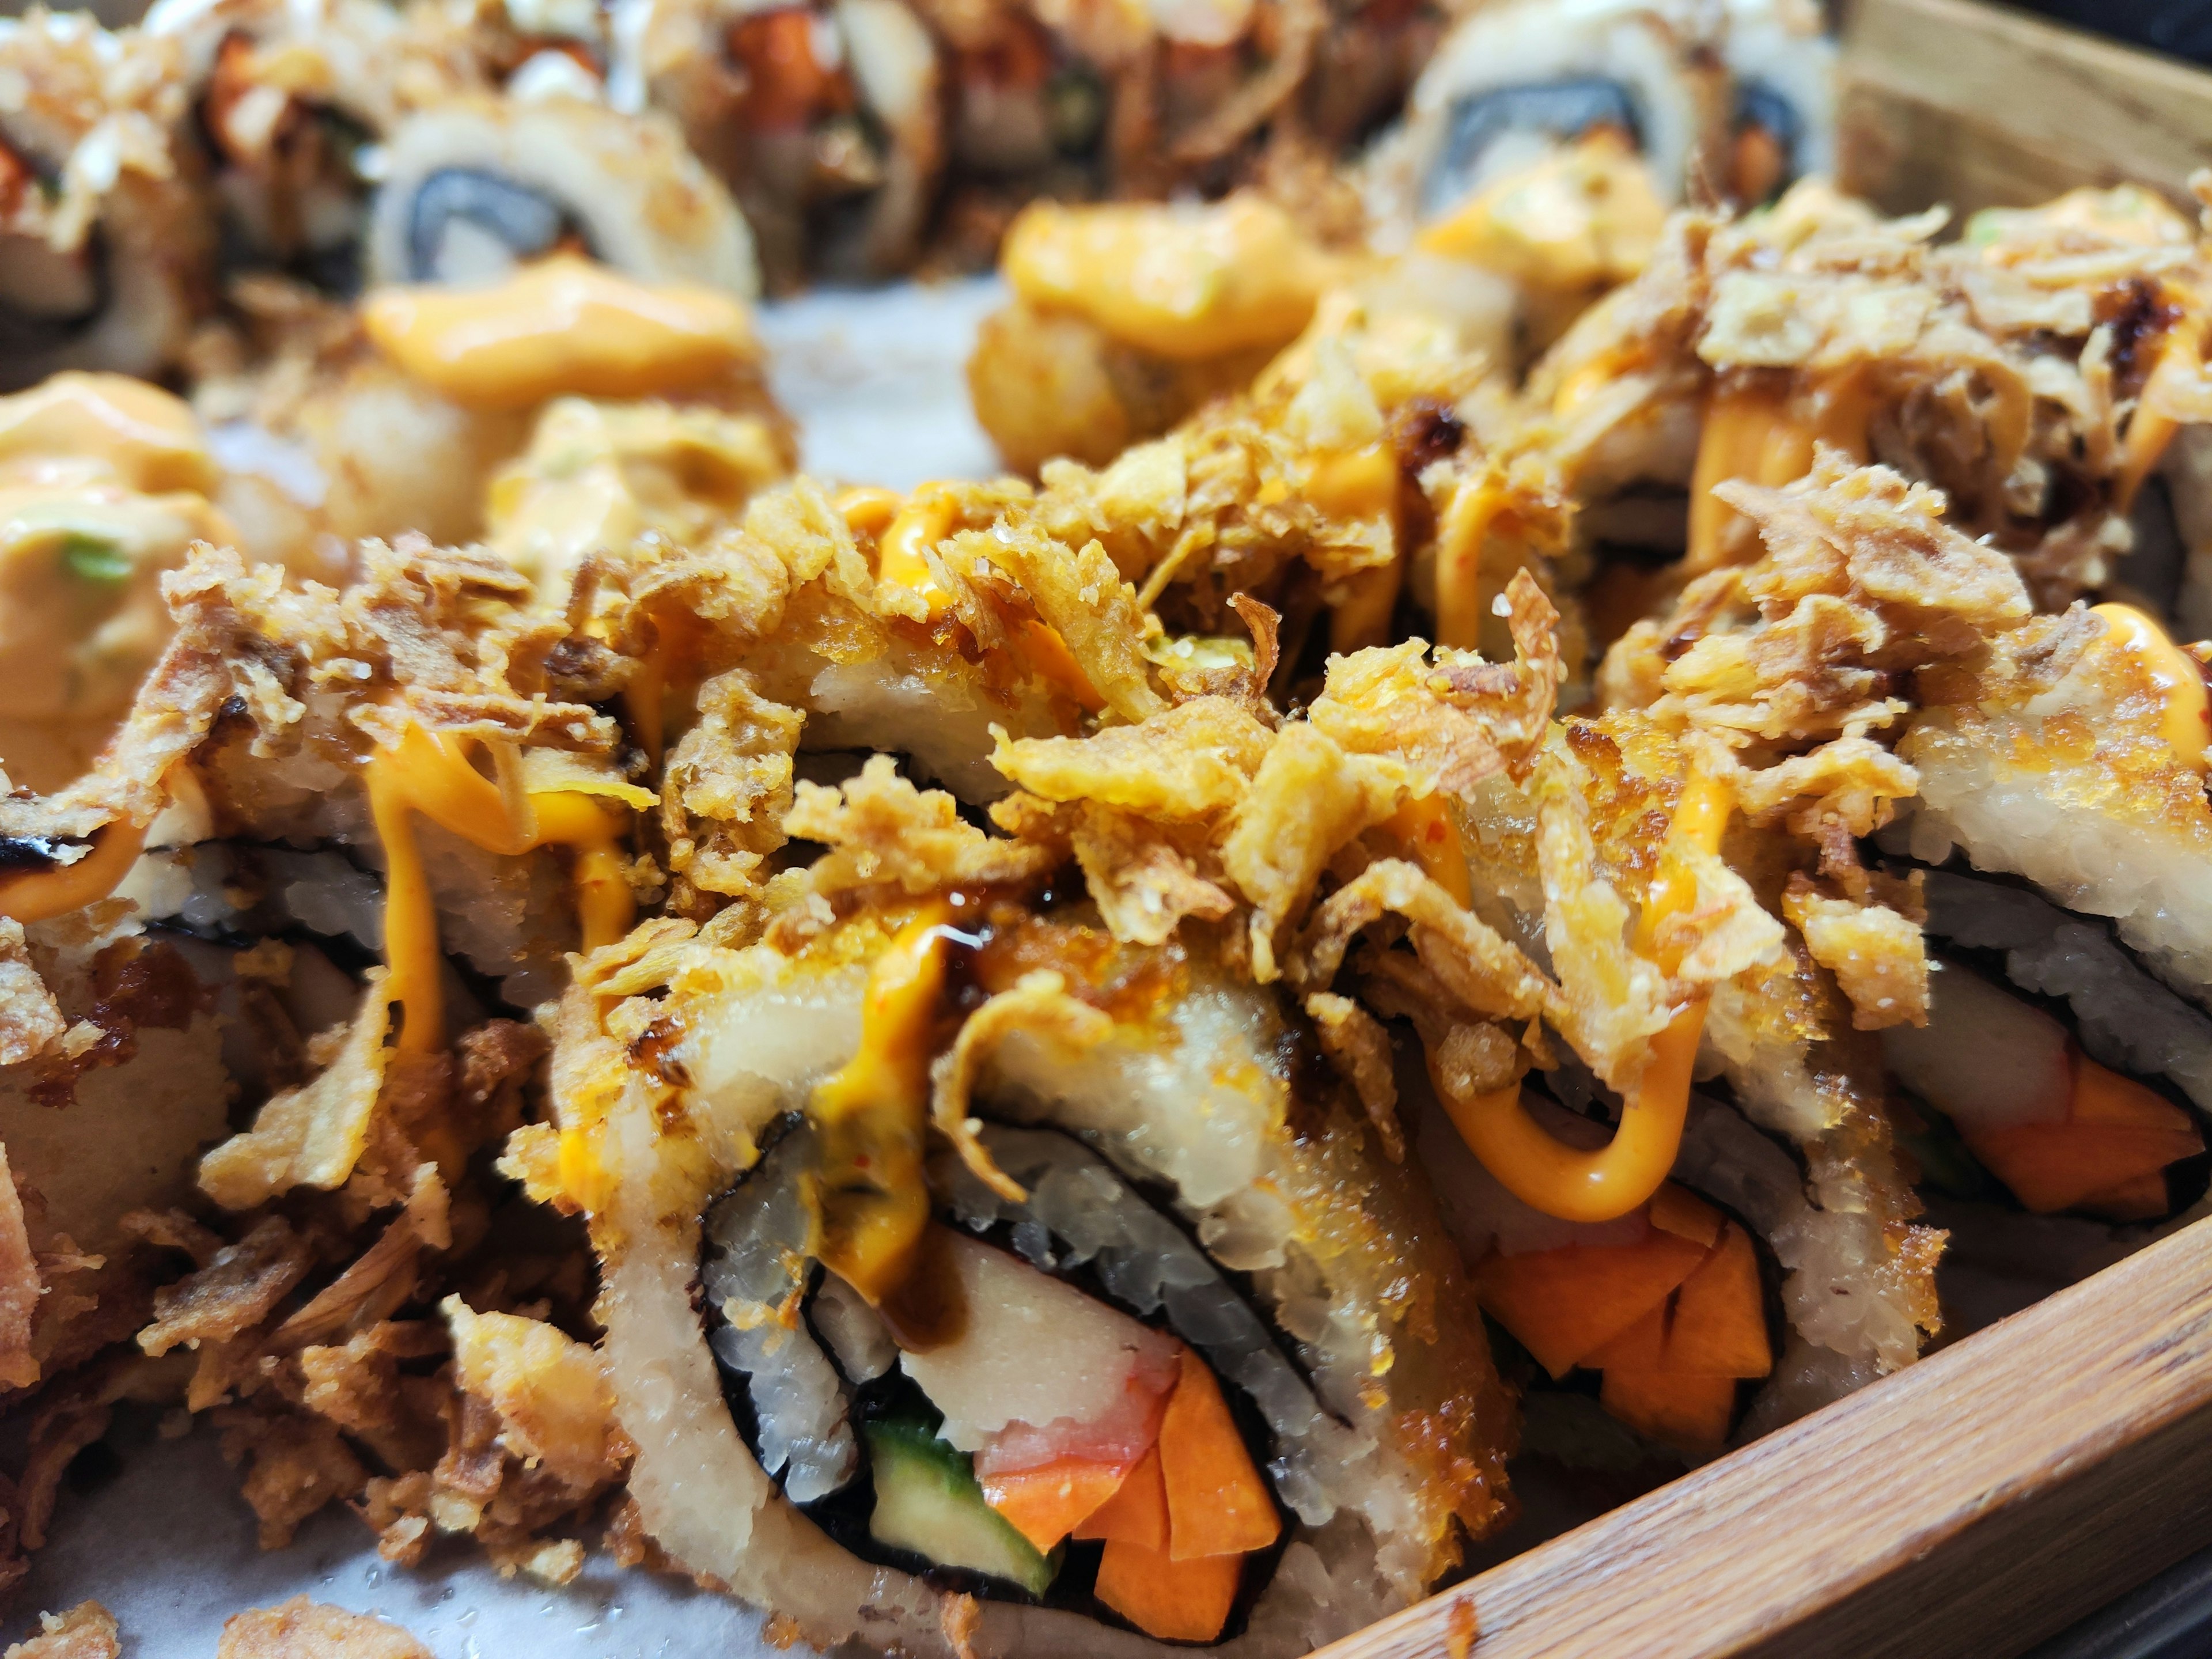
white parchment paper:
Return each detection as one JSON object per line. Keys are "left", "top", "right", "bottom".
{"left": 10, "top": 278, "right": 1010, "bottom": 1655}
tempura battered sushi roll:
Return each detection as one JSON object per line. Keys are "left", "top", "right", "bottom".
{"left": 619, "top": 0, "right": 939, "bottom": 287}
{"left": 199, "top": 251, "right": 789, "bottom": 573}
{"left": 1366, "top": 0, "right": 1831, "bottom": 247}
{"left": 527, "top": 891, "right": 1512, "bottom": 1654}
{"left": 0, "top": 13, "right": 211, "bottom": 388}
{"left": 966, "top": 192, "right": 1354, "bottom": 472}
{"left": 1528, "top": 178, "right": 2210, "bottom": 630}
{"left": 1884, "top": 599, "right": 2212, "bottom": 1222}
{"left": 368, "top": 94, "right": 759, "bottom": 294}
{"left": 149, "top": 0, "right": 486, "bottom": 288}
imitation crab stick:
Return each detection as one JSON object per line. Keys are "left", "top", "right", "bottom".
{"left": 1448, "top": 766, "right": 1732, "bottom": 1223}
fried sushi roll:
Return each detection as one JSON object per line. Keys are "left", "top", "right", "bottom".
{"left": 0, "top": 372, "right": 240, "bottom": 793}
{"left": 1011, "top": 268, "right": 1563, "bottom": 670}
{"left": 0, "top": 12, "right": 212, "bottom": 389}
{"left": 528, "top": 882, "right": 1510, "bottom": 1654}
{"left": 0, "top": 534, "right": 665, "bottom": 1575}
{"left": 1366, "top": 0, "right": 1830, "bottom": 241}
{"left": 367, "top": 93, "right": 759, "bottom": 295}
{"left": 1530, "top": 180, "right": 2212, "bottom": 645}
{"left": 967, "top": 192, "right": 1358, "bottom": 473}
{"left": 621, "top": 0, "right": 940, "bottom": 288}
{"left": 149, "top": 0, "right": 487, "bottom": 289}
{"left": 191, "top": 252, "right": 789, "bottom": 578}
{"left": 1881, "top": 597, "right": 2212, "bottom": 1223}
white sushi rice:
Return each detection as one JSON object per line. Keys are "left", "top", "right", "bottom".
{"left": 1907, "top": 740, "right": 2212, "bottom": 1006}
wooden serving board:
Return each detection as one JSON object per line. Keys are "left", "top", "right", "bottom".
{"left": 1316, "top": 1213, "right": 2212, "bottom": 1659}
{"left": 1837, "top": 0, "right": 2212, "bottom": 215}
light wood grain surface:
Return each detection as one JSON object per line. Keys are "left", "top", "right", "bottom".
{"left": 1315, "top": 1216, "right": 2212, "bottom": 1659}
{"left": 1838, "top": 0, "right": 2212, "bottom": 215}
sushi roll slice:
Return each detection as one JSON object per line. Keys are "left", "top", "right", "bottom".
{"left": 1014, "top": 263, "right": 1558, "bottom": 667}
{"left": 366, "top": 93, "right": 759, "bottom": 296}
{"left": 967, "top": 192, "right": 1354, "bottom": 472}
{"left": 0, "top": 524, "right": 664, "bottom": 1570}
{"left": 148, "top": 0, "right": 487, "bottom": 290}
{"left": 0, "top": 13, "right": 213, "bottom": 389}
{"left": 1883, "top": 596, "right": 2212, "bottom": 1224}
{"left": 1528, "top": 177, "right": 2211, "bottom": 643}
{"left": 620, "top": 0, "right": 939, "bottom": 288}
{"left": 531, "top": 887, "right": 1512, "bottom": 1654}
{"left": 1716, "top": 0, "right": 1833, "bottom": 207}
{"left": 1368, "top": 0, "right": 1716, "bottom": 239}
{"left": 1421, "top": 1089, "right": 1787, "bottom": 1459}
{"left": 195, "top": 251, "right": 789, "bottom": 576}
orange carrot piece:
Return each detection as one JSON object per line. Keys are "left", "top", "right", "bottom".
{"left": 1073, "top": 1446, "right": 1168, "bottom": 1552}
{"left": 1599, "top": 1368, "right": 1738, "bottom": 1453}
{"left": 2076, "top": 1169, "right": 2173, "bottom": 1223}
{"left": 1157, "top": 1349, "right": 1279, "bottom": 1561}
{"left": 1582, "top": 1301, "right": 1668, "bottom": 1372}
{"left": 1647, "top": 1183, "right": 1721, "bottom": 1248}
{"left": 1965, "top": 1059, "right": 2201, "bottom": 1215}
{"left": 1663, "top": 1222, "right": 1771, "bottom": 1379}
{"left": 1472, "top": 1229, "right": 1711, "bottom": 1378}
{"left": 982, "top": 1456, "right": 1134, "bottom": 1554}
{"left": 1094, "top": 1538, "right": 1243, "bottom": 1643}
{"left": 2073, "top": 1059, "right": 2203, "bottom": 1137}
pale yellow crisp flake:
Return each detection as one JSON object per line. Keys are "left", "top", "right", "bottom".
{"left": 199, "top": 976, "right": 392, "bottom": 1211}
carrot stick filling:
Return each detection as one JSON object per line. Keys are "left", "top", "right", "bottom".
{"left": 1472, "top": 1183, "right": 1772, "bottom": 1453}
{"left": 978, "top": 1344, "right": 1280, "bottom": 1641}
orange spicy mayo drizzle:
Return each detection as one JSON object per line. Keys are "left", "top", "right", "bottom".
{"left": 0, "top": 817, "right": 150, "bottom": 924}
{"left": 845, "top": 485, "right": 1105, "bottom": 713}
{"left": 2089, "top": 601, "right": 2212, "bottom": 770}
{"left": 366, "top": 724, "right": 635, "bottom": 1052}
{"left": 809, "top": 902, "right": 954, "bottom": 1317}
{"left": 1685, "top": 371, "right": 1874, "bottom": 574}
{"left": 1444, "top": 766, "right": 1732, "bottom": 1222}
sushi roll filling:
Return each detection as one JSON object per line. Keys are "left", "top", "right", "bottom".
{"left": 1424, "top": 77, "right": 1642, "bottom": 217}
{"left": 701, "top": 1118, "right": 1301, "bottom": 1641}
{"left": 404, "top": 166, "right": 589, "bottom": 285}
{"left": 1879, "top": 863, "right": 2212, "bottom": 1221}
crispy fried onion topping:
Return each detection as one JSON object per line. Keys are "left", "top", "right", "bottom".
{"left": 782, "top": 756, "right": 1059, "bottom": 904}
{"left": 0, "top": 1146, "right": 43, "bottom": 1390}
{"left": 443, "top": 1298, "right": 627, "bottom": 1493}
{"left": 929, "top": 972, "right": 1112, "bottom": 1201}
{"left": 199, "top": 978, "right": 393, "bottom": 1212}
{"left": 1782, "top": 876, "right": 1931, "bottom": 1031}
{"left": 1308, "top": 570, "right": 1564, "bottom": 791}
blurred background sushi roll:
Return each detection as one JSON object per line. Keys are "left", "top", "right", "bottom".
{"left": 145, "top": 0, "right": 487, "bottom": 292}
{"left": 0, "top": 12, "right": 212, "bottom": 389}
{"left": 619, "top": 0, "right": 941, "bottom": 288}
{"left": 366, "top": 92, "right": 758, "bottom": 292}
